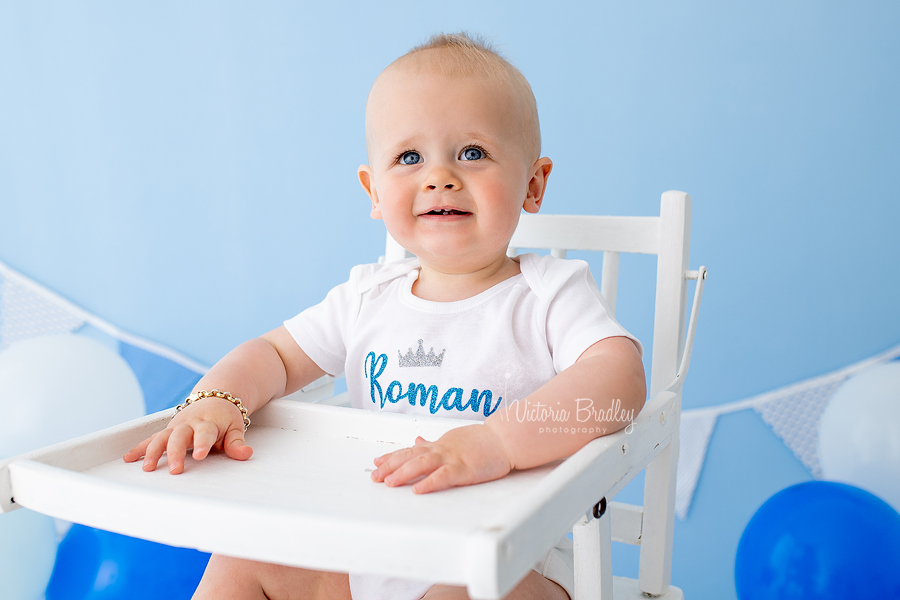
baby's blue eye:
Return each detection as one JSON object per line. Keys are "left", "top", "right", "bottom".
{"left": 460, "top": 147, "right": 484, "bottom": 161}
{"left": 399, "top": 151, "right": 421, "bottom": 165}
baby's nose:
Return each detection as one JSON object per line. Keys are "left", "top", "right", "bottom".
{"left": 424, "top": 166, "right": 461, "bottom": 191}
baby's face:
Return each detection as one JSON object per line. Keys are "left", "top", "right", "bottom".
{"left": 359, "top": 65, "right": 549, "bottom": 274}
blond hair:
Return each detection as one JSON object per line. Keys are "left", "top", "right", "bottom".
{"left": 378, "top": 32, "right": 542, "bottom": 161}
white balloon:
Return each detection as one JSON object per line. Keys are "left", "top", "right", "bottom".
{"left": 0, "top": 334, "right": 145, "bottom": 458}
{"left": 818, "top": 361, "right": 900, "bottom": 512}
{"left": 0, "top": 508, "right": 58, "bottom": 600}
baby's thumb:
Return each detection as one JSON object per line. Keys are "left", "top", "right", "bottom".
{"left": 223, "top": 427, "right": 253, "bottom": 461}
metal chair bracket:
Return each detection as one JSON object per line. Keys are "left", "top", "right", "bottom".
{"left": 593, "top": 497, "right": 608, "bottom": 519}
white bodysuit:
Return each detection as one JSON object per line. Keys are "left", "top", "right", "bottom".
{"left": 284, "top": 253, "right": 641, "bottom": 600}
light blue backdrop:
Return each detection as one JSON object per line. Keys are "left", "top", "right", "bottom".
{"left": 2, "top": 2, "right": 898, "bottom": 598}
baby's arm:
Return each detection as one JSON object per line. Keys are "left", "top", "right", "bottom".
{"left": 123, "top": 326, "right": 325, "bottom": 474}
{"left": 370, "top": 336, "right": 645, "bottom": 493}
{"left": 487, "top": 336, "right": 645, "bottom": 469}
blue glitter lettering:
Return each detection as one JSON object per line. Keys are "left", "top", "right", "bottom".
{"left": 439, "top": 388, "right": 464, "bottom": 413}
{"left": 362, "top": 352, "right": 501, "bottom": 416}
{"left": 482, "top": 391, "right": 502, "bottom": 417}
{"left": 384, "top": 380, "right": 406, "bottom": 406}
{"left": 458, "top": 389, "right": 499, "bottom": 416}
{"left": 407, "top": 383, "right": 439, "bottom": 409}
{"left": 364, "top": 352, "right": 388, "bottom": 407}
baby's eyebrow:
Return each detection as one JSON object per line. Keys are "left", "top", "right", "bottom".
{"left": 460, "top": 132, "right": 498, "bottom": 145}
{"left": 379, "top": 137, "right": 422, "bottom": 162}
{"left": 391, "top": 136, "right": 420, "bottom": 149}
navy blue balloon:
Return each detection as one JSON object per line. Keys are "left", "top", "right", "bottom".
{"left": 46, "top": 524, "right": 210, "bottom": 600}
{"left": 735, "top": 481, "right": 900, "bottom": 599}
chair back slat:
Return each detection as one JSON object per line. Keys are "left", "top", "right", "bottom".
{"left": 510, "top": 214, "right": 661, "bottom": 255}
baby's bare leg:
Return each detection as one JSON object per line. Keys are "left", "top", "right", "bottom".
{"left": 422, "top": 570, "right": 569, "bottom": 600}
{"left": 192, "top": 554, "right": 351, "bottom": 600}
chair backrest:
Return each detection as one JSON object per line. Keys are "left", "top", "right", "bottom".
{"left": 384, "top": 190, "right": 692, "bottom": 398}
{"left": 507, "top": 192, "right": 694, "bottom": 598}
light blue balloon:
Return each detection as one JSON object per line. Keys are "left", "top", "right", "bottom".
{"left": 0, "top": 508, "right": 59, "bottom": 600}
{"left": 818, "top": 361, "right": 900, "bottom": 512}
{"left": 0, "top": 334, "right": 145, "bottom": 457}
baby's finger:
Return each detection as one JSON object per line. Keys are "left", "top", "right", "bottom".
{"left": 382, "top": 452, "right": 442, "bottom": 487}
{"left": 412, "top": 464, "right": 458, "bottom": 494}
{"left": 372, "top": 450, "right": 397, "bottom": 469}
{"left": 165, "top": 424, "right": 196, "bottom": 474}
{"left": 123, "top": 435, "right": 154, "bottom": 463}
{"left": 374, "top": 436, "right": 429, "bottom": 467}
{"left": 223, "top": 427, "right": 253, "bottom": 461}
{"left": 371, "top": 446, "right": 418, "bottom": 481}
{"left": 141, "top": 429, "right": 174, "bottom": 472}
{"left": 190, "top": 422, "right": 220, "bottom": 461}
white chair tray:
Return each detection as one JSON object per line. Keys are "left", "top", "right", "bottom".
{"left": 0, "top": 396, "right": 676, "bottom": 599}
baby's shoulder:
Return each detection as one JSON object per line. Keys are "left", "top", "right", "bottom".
{"left": 347, "top": 257, "right": 420, "bottom": 294}
{"left": 518, "top": 253, "right": 594, "bottom": 299}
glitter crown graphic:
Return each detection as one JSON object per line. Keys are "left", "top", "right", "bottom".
{"left": 398, "top": 339, "right": 445, "bottom": 368}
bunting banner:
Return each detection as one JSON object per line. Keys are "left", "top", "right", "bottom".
{"left": 1, "top": 258, "right": 897, "bottom": 520}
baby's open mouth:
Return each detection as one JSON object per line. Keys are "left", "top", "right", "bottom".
{"left": 424, "top": 209, "right": 469, "bottom": 215}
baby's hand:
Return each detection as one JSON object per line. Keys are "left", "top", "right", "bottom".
{"left": 123, "top": 397, "right": 253, "bottom": 474}
{"left": 370, "top": 424, "right": 512, "bottom": 494}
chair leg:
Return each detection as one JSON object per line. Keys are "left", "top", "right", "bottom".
{"left": 638, "top": 432, "right": 678, "bottom": 596}
{"left": 573, "top": 502, "right": 612, "bottom": 600}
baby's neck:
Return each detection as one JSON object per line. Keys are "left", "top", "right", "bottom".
{"left": 412, "top": 256, "right": 521, "bottom": 302}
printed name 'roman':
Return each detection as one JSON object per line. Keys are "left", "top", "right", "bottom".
{"left": 365, "top": 352, "right": 501, "bottom": 417}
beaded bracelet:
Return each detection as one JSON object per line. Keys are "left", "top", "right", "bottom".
{"left": 175, "top": 389, "right": 251, "bottom": 432}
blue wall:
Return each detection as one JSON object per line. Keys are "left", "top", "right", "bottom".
{"left": 2, "top": 2, "right": 898, "bottom": 598}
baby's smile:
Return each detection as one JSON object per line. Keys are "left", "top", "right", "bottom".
{"left": 425, "top": 209, "right": 468, "bottom": 215}
{"left": 419, "top": 206, "right": 472, "bottom": 219}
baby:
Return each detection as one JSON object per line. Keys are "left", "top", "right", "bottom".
{"left": 125, "top": 32, "right": 646, "bottom": 600}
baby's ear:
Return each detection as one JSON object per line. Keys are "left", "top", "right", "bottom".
{"left": 523, "top": 157, "right": 553, "bottom": 214}
{"left": 358, "top": 165, "right": 382, "bottom": 220}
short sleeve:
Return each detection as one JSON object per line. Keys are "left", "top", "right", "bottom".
{"left": 283, "top": 260, "right": 420, "bottom": 377}
{"left": 283, "top": 270, "right": 362, "bottom": 377}
{"left": 522, "top": 254, "right": 642, "bottom": 374}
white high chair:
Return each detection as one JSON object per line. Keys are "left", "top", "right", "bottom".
{"left": 0, "top": 190, "right": 705, "bottom": 600}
